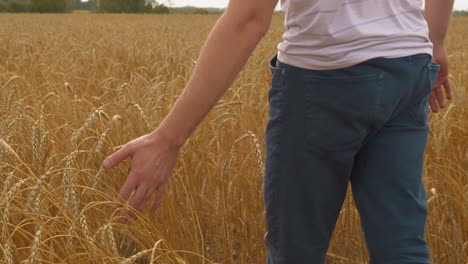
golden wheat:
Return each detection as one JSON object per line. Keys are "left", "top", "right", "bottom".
{"left": 0, "top": 13, "right": 466, "bottom": 264}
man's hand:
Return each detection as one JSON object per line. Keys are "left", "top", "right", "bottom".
{"left": 429, "top": 44, "right": 453, "bottom": 113}
{"left": 424, "top": 0, "right": 454, "bottom": 113}
{"left": 103, "top": 131, "right": 180, "bottom": 222}
{"left": 101, "top": 0, "right": 278, "bottom": 223}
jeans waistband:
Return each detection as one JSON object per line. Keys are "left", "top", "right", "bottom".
{"left": 271, "top": 53, "right": 432, "bottom": 74}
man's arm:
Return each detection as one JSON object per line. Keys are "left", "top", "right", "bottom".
{"left": 424, "top": 0, "right": 455, "bottom": 112}
{"left": 103, "top": 0, "right": 279, "bottom": 220}
{"left": 156, "top": 0, "right": 278, "bottom": 147}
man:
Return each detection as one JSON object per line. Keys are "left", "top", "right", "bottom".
{"left": 103, "top": 0, "right": 454, "bottom": 263}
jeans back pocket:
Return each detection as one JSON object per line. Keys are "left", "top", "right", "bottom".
{"left": 304, "top": 73, "right": 385, "bottom": 151}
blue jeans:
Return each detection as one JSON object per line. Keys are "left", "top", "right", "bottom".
{"left": 264, "top": 54, "right": 440, "bottom": 264}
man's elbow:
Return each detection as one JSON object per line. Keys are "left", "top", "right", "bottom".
{"left": 224, "top": 11, "right": 272, "bottom": 39}
{"left": 242, "top": 16, "right": 272, "bottom": 40}
{"left": 253, "top": 17, "right": 272, "bottom": 37}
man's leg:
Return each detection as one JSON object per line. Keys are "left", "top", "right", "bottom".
{"left": 264, "top": 55, "right": 389, "bottom": 263}
{"left": 350, "top": 55, "right": 438, "bottom": 264}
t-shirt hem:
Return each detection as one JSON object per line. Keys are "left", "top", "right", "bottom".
{"left": 277, "top": 48, "right": 434, "bottom": 71}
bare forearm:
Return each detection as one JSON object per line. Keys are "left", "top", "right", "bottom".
{"left": 424, "top": 0, "right": 454, "bottom": 46}
{"left": 155, "top": 15, "right": 268, "bottom": 147}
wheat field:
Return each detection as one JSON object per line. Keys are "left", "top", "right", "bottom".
{"left": 0, "top": 14, "right": 466, "bottom": 264}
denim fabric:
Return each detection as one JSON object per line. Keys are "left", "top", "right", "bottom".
{"left": 264, "top": 54, "right": 440, "bottom": 264}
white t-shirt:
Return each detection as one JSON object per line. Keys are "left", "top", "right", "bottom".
{"left": 277, "top": 0, "right": 433, "bottom": 70}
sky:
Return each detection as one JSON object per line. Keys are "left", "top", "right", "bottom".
{"left": 80, "top": 0, "right": 468, "bottom": 11}
{"left": 162, "top": 0, "right": 468, "bottom": 10}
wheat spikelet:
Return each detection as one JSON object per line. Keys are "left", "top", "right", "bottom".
{"left": 66, "top": 226, "right": 76, "bottom": 252}
{"left": 64, "top": 82, "right": 73, "bottom": 94}
{"left": 211, "top": 110, "right": 234, "bottom": 124}
{"left": 94, "top": 222, "right": 118, "bottom": 255}
{"left": 40, "top": 91, "right": 58, "bottom": 106}
{"left": 148, "top": 239, "right": 169, "bottom": 263}
{"left": 120, "top": 249, "right": 152, "bottom": 264}
{"left": 112, "top": 114, "right": 122, "bottom": 123}
{"left": 144, "top": 81, "right": 165, "bottom": 99}
{"left": 227, "top": 180, "right": 234, "bottom": 198}
{"left": 3, "top": 237, "right": 14, "bottom": 264}
{"left": 105, "top": 223, "right": 118, "bottom": 255}
{"left": 2, "top": 179, "right": 27, "bottom": 240}
{"left": 131, "top": 102, "right": 151, "bottom": 129}
{"left": 428, "top": 188, "right": 438, "bottom": 204}
{"left": 200, "top": 177, "right": 207, "bottom": 198}
{"left": 221, "top": 154, "right": 234, "bottom": 179}
{"left": 79, "top": 212, "right": 93, "bottom": 242}
{"left": 213, "top": 101, "right": 242, "bottom": 110}
{"left": 91, "top": 166, "right": 105, "bottom": 191}
{"left": 3, "top": 119, "right": 17, "bottom": 143}
{"left": 176, "top": 257, "right": 188, "bottom": 264}
{"left": 0, "top": 75, "right": 21, "bottom": 93}
{"left": 240, "top": 153, "right": 253, "bottom": 170}
{"left": 232, "top": 134, "right": 250, "bottom": 145}
{"left": 3, "top": 178, "right": 27, "bottom": 205}
{"left": 31, "top": 106, "right": 47, "bottom": 167}
{"left": 31, "top": 114, "right": 46, "bottom": 167}
{"left": 62, "top": 151, "right": 78, "bottom": 210}
{"left": 1, "top": 170, "right": 14, "bottom": 201}
{"left": 31, "top": 123, "right": 40, "bottom": 165}
{"left": 118, "top": 83, "right": 130, "bottom": 106}
{"left": 31, "top": 193, "right": 44, "bottom": 217}
{"left": 13, "top": 99, "right": 24, "bottom": 121}
{"left": 95, "top": 128, "right": 110, "bottom": 155}
{"left": 23, "top": 224, "right": 43, "bottom": 264}
{"left": 25, "top": 171, "right": 50, "bottom": 213}
{"left": 70, "top": 188, "right": 80, "bottom": 218}
{"left": 0, "top": 139, "right": 19, "bottom": 160}
{"left": 248, "top": 131, "right": 264, "bottom": 176}
{"left": 215, "top": 187, "right": 220, "bottom": 214}
{"left": 94, "top": 224, "right": 106, "bottom": 248}
{"left": 72, "top": 94, "right": 78, "bottom": 123}
{"left": 71, "top": 107, "right": 104, "bottom": 146}
{"left": 221, "top": 133, "right": 251, "bottom": 181}
{"left": 441, "top": 103, "right": 456, "bottom": 141}
{"left": 6, "top": 89, "right": 15, "bottom": 114}
{"left": 206, "top": 136, "right": 218, "bottom": 150}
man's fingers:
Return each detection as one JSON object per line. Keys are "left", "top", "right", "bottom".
{"left": 429, "top": 92, "right": 439, "bottom": 113}
{"left": 434, "top": 87, "right": 446, "bottom": 108}
{"left": 138, "top": 185, "right": 158, "bottom": 211}
{"left": 104, "top": 145, "right": 132, "bottom": 169}
{"left": 114, "top": 178, "right": 136, "bottom": 210}
{"left": 151, "top": 185, "right": 166, "bottom": 212}
{"left": 444, "top": 80, "right": 453, "bottom": 100}
{"left": 129, "top": 186, "right": 147, "bottom": 212}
